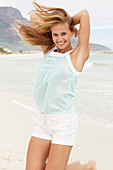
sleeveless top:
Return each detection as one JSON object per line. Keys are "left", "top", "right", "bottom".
{"left": 33, "top": 49, "right": 81, "bottom": 114}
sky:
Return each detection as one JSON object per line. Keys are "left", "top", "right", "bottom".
{"left": 0, "top": 0, "right": 113, "bottom": 26}
{"left": 0, "top": 0, "right": 113, "bottom": 49}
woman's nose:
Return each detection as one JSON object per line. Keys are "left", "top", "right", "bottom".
{"left": 57, "top": 36, "right": 63, "bottom": 42}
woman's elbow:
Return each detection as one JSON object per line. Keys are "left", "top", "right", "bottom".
{"left": 82, "top": 9, "right": 89, "bottom": 17}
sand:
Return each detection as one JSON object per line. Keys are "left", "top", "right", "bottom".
{"left": 0, "top": 91, "right": 113, "bottom": 170}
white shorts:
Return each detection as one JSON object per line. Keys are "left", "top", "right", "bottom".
{"left": 32, "top": 110, "right": 78, "bottom": 146}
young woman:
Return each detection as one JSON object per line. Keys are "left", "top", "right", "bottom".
{"left": 15, "top": 1, "right": 97, "bottom": 170}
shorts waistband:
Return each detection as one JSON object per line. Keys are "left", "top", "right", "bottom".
{"left": 37, "top": 110, "right": 78, "bottom": 118}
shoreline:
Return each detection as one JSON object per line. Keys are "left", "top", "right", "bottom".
{"left": 0, "top": 50, "right": 113, "bottom": 58}
{"left": 90, "top": 51, "right": 113, "bottom": 54}
{"left": 0, "top": 51, "right": 44, "bottom": 58}
{"left": 0, "top": 91, "right": 113, "bottom": 170}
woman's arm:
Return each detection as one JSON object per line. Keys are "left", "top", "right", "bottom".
{"left": 72, "top": 10, "right": 90, "bottom": 61}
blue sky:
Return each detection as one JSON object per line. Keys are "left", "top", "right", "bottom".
{"left": 0, "top": 0, "right": 113, "bottom": 49}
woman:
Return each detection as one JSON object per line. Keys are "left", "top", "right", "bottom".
{"left": 15, "top": 1, "right": 96, "bottom": 170}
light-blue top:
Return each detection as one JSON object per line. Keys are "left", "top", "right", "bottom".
{"left": 33, "top": 49, "right": 81, "bottom": 114}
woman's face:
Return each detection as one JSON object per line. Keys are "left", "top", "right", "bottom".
{"left": 51, "top": 22, "right": 74, "bottom": 53}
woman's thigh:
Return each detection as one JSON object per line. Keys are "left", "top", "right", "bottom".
{"left": 26, "top": 136, "right": 51, "bottom": 170}
{"left": 45, "top": 143, "right": 73, "bottom": 170}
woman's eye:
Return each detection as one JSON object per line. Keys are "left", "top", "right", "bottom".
{"left": 53, "top": 33, "right": 58, "bottom": 36}
{"left": 62, "top": 32, "right": 67, "bottom": 35}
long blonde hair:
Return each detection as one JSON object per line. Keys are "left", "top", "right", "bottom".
{"left": 15, "top": 0, "right": 74, "bottom": 54}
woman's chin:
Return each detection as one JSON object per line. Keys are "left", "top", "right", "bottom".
{"left": 56, "top": 45, "right": 66, "bottom": 50}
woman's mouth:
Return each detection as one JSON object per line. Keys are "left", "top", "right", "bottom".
{"left": 57, "top": 41, "right": 66, "bottom": 46}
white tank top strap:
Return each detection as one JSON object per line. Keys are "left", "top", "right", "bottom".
{"left": 65, "top": 51, "right": 81, "bottom": 76}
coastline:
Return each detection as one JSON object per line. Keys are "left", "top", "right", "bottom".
{"left": 0, "top": 91, "right": 113, "bottom": 170}
{"left": 90, "top": 50, "right": 113, "bottom": 55}
{"left": 0, "top": 50, "right": 113, "bottom": 58}
{"left": 0, "top": 51, "right": 44, "bottom": 58}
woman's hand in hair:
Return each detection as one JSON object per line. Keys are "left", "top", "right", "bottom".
{"left": 72, "top": 10, "right": 90, "bottom": 61}
{"left": 74, "top": 27, "right": 79, "bottom": 38}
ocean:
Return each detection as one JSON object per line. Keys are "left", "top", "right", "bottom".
{"left": 75, "top": 53, "right": 113, "bottom": 127}
{"left": 0, "top": 52, "right": 113, "bottom": 127}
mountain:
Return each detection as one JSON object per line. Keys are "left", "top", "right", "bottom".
{"left": 71, "top": 38, "right": 111, "bottom": 52}
{"left": 0, "top": 6, "right": 38, "bottom": 52}
{"left": 0, "top": 6, "right": 111, "bottom": 52}
{"left": 89, "top": 43, "right": 111, "bottom": 51}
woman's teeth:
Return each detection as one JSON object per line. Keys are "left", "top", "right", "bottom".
{"left": 58, "top": 42, "right": 65, "bottom": 45}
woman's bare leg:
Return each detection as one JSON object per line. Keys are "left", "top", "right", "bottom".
{"left": 26, "top": 137, "right": 96, "bottom": 170}
{"left": 43, "top": 160, "right": 81, "bottom": 169}
{"left": 45, "top": 143, "right": 73, "bottom": 170}
{"left": 44, "top": 143, "right": 96, "bottom": 170}
{"left": 25, "top": 136, "right": 51, "bottom": 170}
{"left": 66, "top": 161, "right": 81, "bottom": 169}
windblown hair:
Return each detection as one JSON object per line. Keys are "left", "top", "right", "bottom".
{"left": 15, "top": 0, "right": 74, "bottom": 54}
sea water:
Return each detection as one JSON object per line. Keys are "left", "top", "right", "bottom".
{"left": 75, "top": 53, "right": 113, "bottom": 127}
{"left": 0, "top": 52, "right": 113, "bottom": 127}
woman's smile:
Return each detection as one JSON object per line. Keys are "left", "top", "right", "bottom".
{"left": 57, "top": 40, "right": 66, "bottom": 46}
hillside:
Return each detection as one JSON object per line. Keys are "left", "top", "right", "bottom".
{"left": 89, "top": 43, "right": 111, "bottom": 51}
{"left": 0, "top": 6, "right": 111, "bottom": 52}
{"left": 0, "top": 6, "right": 38, "bottom": 52}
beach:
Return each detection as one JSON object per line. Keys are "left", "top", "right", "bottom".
{"left": 0, "top": 91, "right": 113, "bottom": 170}
{"left": 0, "top": 53, "right": 113, "bottom": 170}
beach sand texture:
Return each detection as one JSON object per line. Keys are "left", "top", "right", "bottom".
{"left": 0, "top": 91, "right": 113, "bottom": 170}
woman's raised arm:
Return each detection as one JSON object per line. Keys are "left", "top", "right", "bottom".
{"left": 72, "top": 10, "right": 90, "bottom": 61}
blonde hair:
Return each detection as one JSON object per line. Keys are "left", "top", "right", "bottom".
{"left": 15, "top": 0, "right": 74, "bottom": 54}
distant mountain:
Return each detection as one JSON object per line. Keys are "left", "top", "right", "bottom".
{"left": 0, "top": 6, "right": 38, "bottom": 52}
{"left": 0, "top": 6, "right": 111, "bottom": 52}
{"left": 71, "top": 38, "right": 111, "bottom": 52}
{"left": 89, "top": 43, "right": 111, "bottom": 51}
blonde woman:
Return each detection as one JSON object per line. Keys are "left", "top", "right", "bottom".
{"left": 15, "top": 1, "right": 96, "bottom": 170}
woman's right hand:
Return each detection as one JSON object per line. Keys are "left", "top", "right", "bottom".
{"left": 74, "top": 27, "right": 79, "bottom": 38}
